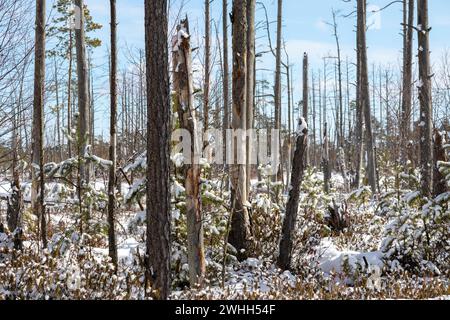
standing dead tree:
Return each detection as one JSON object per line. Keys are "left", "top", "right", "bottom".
{"left": 172, "top": 18, "right": 206, "bottom": 287}
{"left": 303, "top": 53, "right": 309, "bottom": 167}
{"left": 278, "top": 117, "right": 308, "bottom": 270}
{"left": 401, "top": 0, "right": 414, "bottom": 164}
{"left": 357, "top": 0, "right": 377, "bottom": 194}
{"left": 322, "top": 122, "right": 331, "bottom": 193}
{"left": 203, "top": 0, "right": 211, "bottom": 132}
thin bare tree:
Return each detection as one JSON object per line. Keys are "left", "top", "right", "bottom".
{"left": 107, "top": 0, "right": 118, "bottom": 269}
{"left": 31, "top": 0, "right": 47, "bottom": 248}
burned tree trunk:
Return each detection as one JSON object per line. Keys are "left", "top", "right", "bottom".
{"left": 229, "top": 0, "right": 252, "bottom": 260}
{"left": 172, "top": 18, "right": 206, "bottom": 287}
{"left": 278, "top": 118, "right": 308, "bottom": 270}
{"left": 145, "top": 0, "right": 171, "bottom": 300}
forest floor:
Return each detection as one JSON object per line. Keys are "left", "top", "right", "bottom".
{"left": 0, "top": 168, "right": 449, "bottom": 300}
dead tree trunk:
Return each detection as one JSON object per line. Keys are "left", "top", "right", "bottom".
{"left": 67, "top": 30, "right": 73, "bottom": 158}
{"left": 246, "top": 0, "right": 256, "bottom": 193}
{"left": 203, "top": 0, "right": 211, "bottom": 132}
{"left": 417, "top": 0, "right": 433, "bottom": 197}
{"left": 145, "top": 0, "right": 171, "bottom": 300}
{"left": 222, "top": 0, "right": 230, "bottom": 173}
{"left": 302, "top": 53, "right": 309, "bottom": 167}
{"left": 353, "top": 2, "right": 364, "bottom": 189}
{"left": 229, "top": 0, "right": 252, "bottom": 261}
{"left": 401, "top": 0, "right": 414, "bottom": 164}
{"left": 32, "top": 0, "right": 47, "bottom": 248}
{"left": 75, "top": 0, "right": 91, "bottom": 223}
{"left": 54, "top": 58, "right": 62, "bottom": 162}
{"left": 278, "top": 118, "right": 308, "bottom": 270}
{"left": 358, "top": 0, "right": 377, "bottom": 194}
{"left": 322, "top": 122, "right": 331, "bottom": 193}
{"left": 172, "top": 18, "right": 206, "bottom": 287}
{"left": 108, "top": 0, "right": 118, "bottom": 269}
{"left": 274, "top": 0, "right": 283, "bottom": 181}
{"left": 332, "top": 10, "right": 344, "bottom": 148}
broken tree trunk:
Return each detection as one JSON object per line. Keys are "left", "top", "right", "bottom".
{"left": 172, "top": 18, "right": 206, "bottom": 287}
{"left": 278, "top": 117, "right": 308, "bottom": 270}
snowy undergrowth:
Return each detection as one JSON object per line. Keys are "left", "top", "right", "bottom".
{"left": 0, "top": 159, "right": 448, "bottom": 299}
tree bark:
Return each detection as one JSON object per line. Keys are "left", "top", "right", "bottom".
{"left": 274, "top": 0, "right": 283, "bottom": 181}
{"left": 322, "top": 122, "right": 330, "bottom": 193}
{"left": 145, "top": 0, "right": 171, "bottom": 300}
{"left": 302, "top": 53, "right": 309, "bottom": 166}
{"left": 222, "top": 0, "right": 230, "bottom": 172}
{"left": 401, "top": 0, "right": 414, "bottom": 164}
{"left": 172, "top": 18, "right": 206, "bottom": 287}
{"left": 229, "top": 0, "right": 252, "bottom": 261}
{"left": 203, "top": 0, "right": 211, "bottom": 132}
{"left": 67, "top": 30, "right": 73, "bottom": 158}
{"left": 108, "top": 0, "right": 118, "bottom": 269}
{"left": 332, "top": 10, "right": 344, "bottom": 148}
{"left": 246, "top": 0, "right": 256, "bottom": 195}
{"left": 32, "top": 0, "right": 47, "bottom": 248}
{"left": 278, "top": 118, "right": 308, "bottom": 270}
{"left": 74, "top": 0, "right": 91, "bottom": 223}
{"left": 357, "top": 0, "right": 377, "bottom": 194}
{"left": 417, "top": 0, "right": 433, "bottom": 197}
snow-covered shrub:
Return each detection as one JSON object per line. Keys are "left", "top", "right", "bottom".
{"left": 251, "top": 192, "right": 282, "bottom": 259}
{"left": 347, "top": 186, "right": 372, "bottom": 207}
{"left": 0, "top": 246, "right": 146, "bottom": 300}
{"left": 381, "top": 192, "right": 449, "bottom": 274}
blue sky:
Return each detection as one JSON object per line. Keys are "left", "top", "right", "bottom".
{"left": 81, "top": 0, "right": 450, "bottom": 134}
{"left": 84, "top": 0, "right": 450, "bottom": 66}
